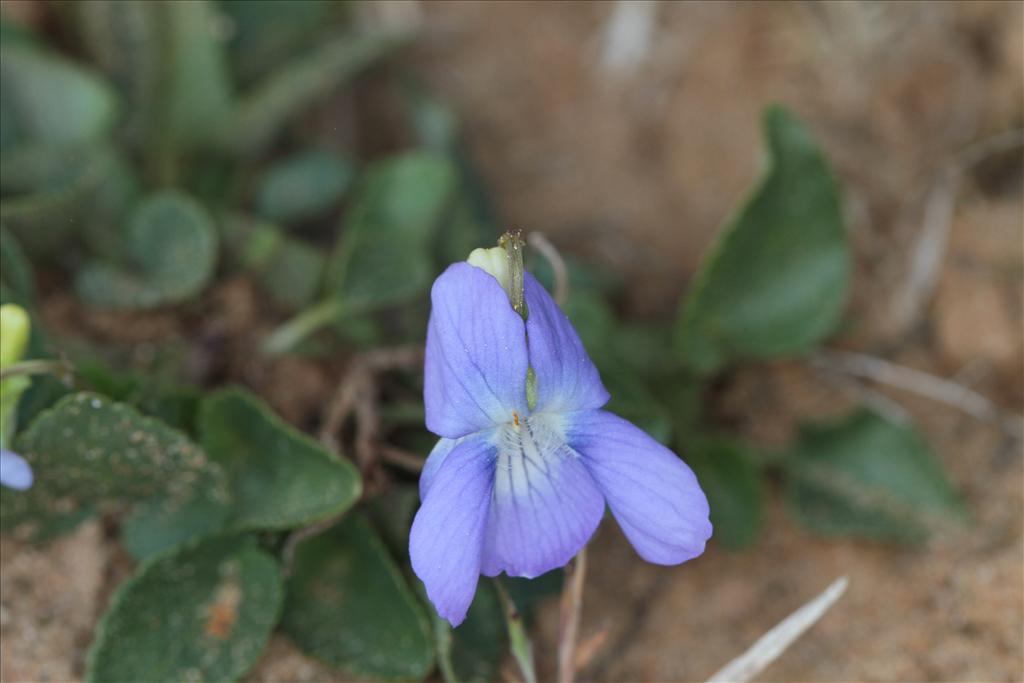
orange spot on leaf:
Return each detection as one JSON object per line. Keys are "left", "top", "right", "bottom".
{"left": 205, "top": 582, "right": 242, "bottom": 639}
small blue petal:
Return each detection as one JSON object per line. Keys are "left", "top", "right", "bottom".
{"left": 410, "top": 432, "right": 496, "bottom": 626}
{"left": 420, "top": 437, "right": 457, "bottom": 501}
{"left": 524, "top": 273, "right": 609, "bottom": 415}
{"left": 568, "top": 410, "right": 712, "bottom": 564}
{"left": 424, "top": 263, "right": 530, "bottom": 439}
{"left": 0, "top": 448, "right": 33, "bottom": 491}
{"left": 480, "top": 413, "right": 605, "bottom": 578}
{"left": 420, "top": 430, "right": 498, "bottom": 501}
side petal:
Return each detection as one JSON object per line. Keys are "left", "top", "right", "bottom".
{"left": 425, "top": 262, "right": 529, "bottom": 439}
{"left": 409, "top": 435, "right": 496, "bottom": 626}
{"left": 419, "top": 429, "right": 497, "bottom": 500}
{"left": 567, "top": 411, "right": 712, "bottom": 564}
{"left": 0, "top": 448, "right": 33, "bottom": 490}
{"left": 480, "top": 414, "right": 605, "bottom": 578}
{"left": 524, "top": 273, "right": 608, "bottom": 415}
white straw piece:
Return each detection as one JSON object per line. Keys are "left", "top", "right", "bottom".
{"left": 706, "top": 576, "right": 850, "bottom": 683}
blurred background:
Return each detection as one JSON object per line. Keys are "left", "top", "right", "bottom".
{"left": 0, "top": 1, "right": 1021, "bottom": 682}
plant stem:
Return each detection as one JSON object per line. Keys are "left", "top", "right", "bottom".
{"left": 558, "top": 547, "right": 587, "bottom": 683}
{"left": 261, "top": 298, "right": 346, "bottom": 356}
{"left": 494, "top": 579, "right": 538, "bottom": 683}
{"left": 0, "top": 359, "right": 74, "bottom": 383}
{"left": 527, "top": 231, "right": 568, "bottom": 306}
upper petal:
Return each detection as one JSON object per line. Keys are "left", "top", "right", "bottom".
{"left": 0, "top": 448, "right": 33, "bottom": 491}
{"left": 425, "top": 263, "right": 529, "bottom": 438}
{"left": 480, "top": 413, "right": 605, "bottom": 578}
{"left": 409, "top": 434, "right": 496, "bottom": 626}
{"left": 524, "top": 273, "right": 608, "bottom": 415}
{"left": 567, "top": 410, "right": 711, "bottom": 564}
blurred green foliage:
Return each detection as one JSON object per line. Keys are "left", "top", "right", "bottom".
{"left": 0, "top": 2, "right": 967, "bottom": 681}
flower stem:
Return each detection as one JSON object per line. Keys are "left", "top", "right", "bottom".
{"left": 494, "top": 578, "right": 538, "bottom": 683}
{"left": 526, "top": 231, "right": 568, "bottom": 305}
{"left": 557, "top": 547, "right": 588, "bottom": 683}
{"left": 261, "top": 298, "right": 346, "bottom": 356}
{"left": 0, "top": 358, "right": 75, "bottom": 383}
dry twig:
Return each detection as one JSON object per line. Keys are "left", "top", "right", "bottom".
{"left": 811, "top": 350, "right": 1023, "bottom": 439}
{"left": 318, "top": 345, "right": 424, "bottom": 472}
{"left": 706, "top": 576, "right": 849, "bottom": 683}
{"left": 890, "top": 128, "right": 1024, "bottom": 333}
{"left": 378, "top": 445, "right": 425, "bottom": 473}
{"left": 557, "top": 548, "right": 588, "bottom": 683}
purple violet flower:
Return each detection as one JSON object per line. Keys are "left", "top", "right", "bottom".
{"left": 410, "top": 260, "right": 712, "bottom": 626}
{"left": 0, "top": 448, "right": 33, "bottom": 491}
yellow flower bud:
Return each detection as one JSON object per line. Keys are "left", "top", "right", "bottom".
{"left": 0, "top": 304, "right": 31, "bottom": 369}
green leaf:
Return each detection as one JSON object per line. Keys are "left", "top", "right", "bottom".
{"left": 326, "top": 151, "right": 457, "bottom": 311}
{"left": 560, "top": 290, "right": 616, "bottom": 358}
{"left": 220, "top": 0, "right": 345, "bottom": 85}
{"left": 405, "top": 83, "right": 460, "bottom": 153}
{"left": 602, "top": 366, "right": 673, "bottom": 445}
{"left": 1, "top": 392, "right": 230, "bottom": 540}
{"left": 0, "top": 16, "right": 37, "bottom": 50}
{"left": 154, "top": 0, "right": 234, "bottom": 152}
{"left": 0, "top": 44, "right": 115, "bottom": 151}
{"left": 73, "top": 0, "right": 159, "bottom": 146}
{"left": 220, "top": 213, "right": 326, "bottom": 309}
{"left": 675, "top": 106, "right": 849, "bottom": 374}
{"left": 255, "top": 148, "right": 354, "bottom": 225}
{"left": 121, "top": 494, "right": 232, "bottom": 561}
{"left": 232, "top": 32, "right": 404, "bottom": 155}
{"left": 75, "top": 190, "right": 219, "bottom": 310}
{"left": 86, "top": 535, "right": 283, "bottom": 683}
{"left": 439, "top": 583, "right": 505, "bottom": 683}
{"left": 685, "top": 436, "right": 764, "bottom": 550}
{"left": 281, "top": 513, "right": 434, "bottom": 680}
{"left": 502, "top": 571, "right": 563, "bottom": 623}
{"left": 75, "top": 1, "right": 233, "bottom": 166}
{"left": 198, "top": 386, "right": 361, "bottom": 530}
{"left": 364, "top": 484, "right": 420, "bottom": 559}
{"left": 0, "top": 225, "right": 34, "bottom": 306}
{"left": 612, "top": 323, "right": 675, "bottom": 377}
{"left": 783, "top": 410, "right": 967, "bottom": 542}
{"left": 1, "top": 144, "right": 128, "bottom": 254}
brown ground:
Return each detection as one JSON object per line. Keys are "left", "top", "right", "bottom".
{"left": 2, "top": 2, "right": 1022, "bottom": 682}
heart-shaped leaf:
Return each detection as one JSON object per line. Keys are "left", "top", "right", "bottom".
{"left": 75, "top": 0, "right": 233, "bottom": 169}
{"left": 1, "top": 144, "right": 131, "bottom": 254}
{"left": 0, "top": 44, "right": 115, "bottom": 150}
{"left": 220, "top": 213, "right": 326, "bottom": 310}
{"left": 255, "top": 148, "right": 354, "bottom": 225}
{"left": 0, "top": 225, "right": 34, "bottom": 306}
{"left": 232, "top": 32, "right": 405, "bottom": 155}
{"left": 75, "top": 190, "right": 218, "bottom": 310}
{"left": 783, "top": 410, "right": 967, "bottom": 542}
{"left": 326, "top": 151, "right": 457, "bottom": 312}
{"left": 198, "top": 387, "right": 361, "bottom": 530}
{"left": 1, "top": 392, "right": 230, "bottom": 540}
{"left": 86, "top": 535, "right": 283, "bottom": 683}
{"left": 281, "top": 513, "right": 434, "bottom": 680}
{"left": 675, "top": 106, "right": 849, "bottom": 375}
{"left": 220, "top": 0, "right": 343, "bottom": 84}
